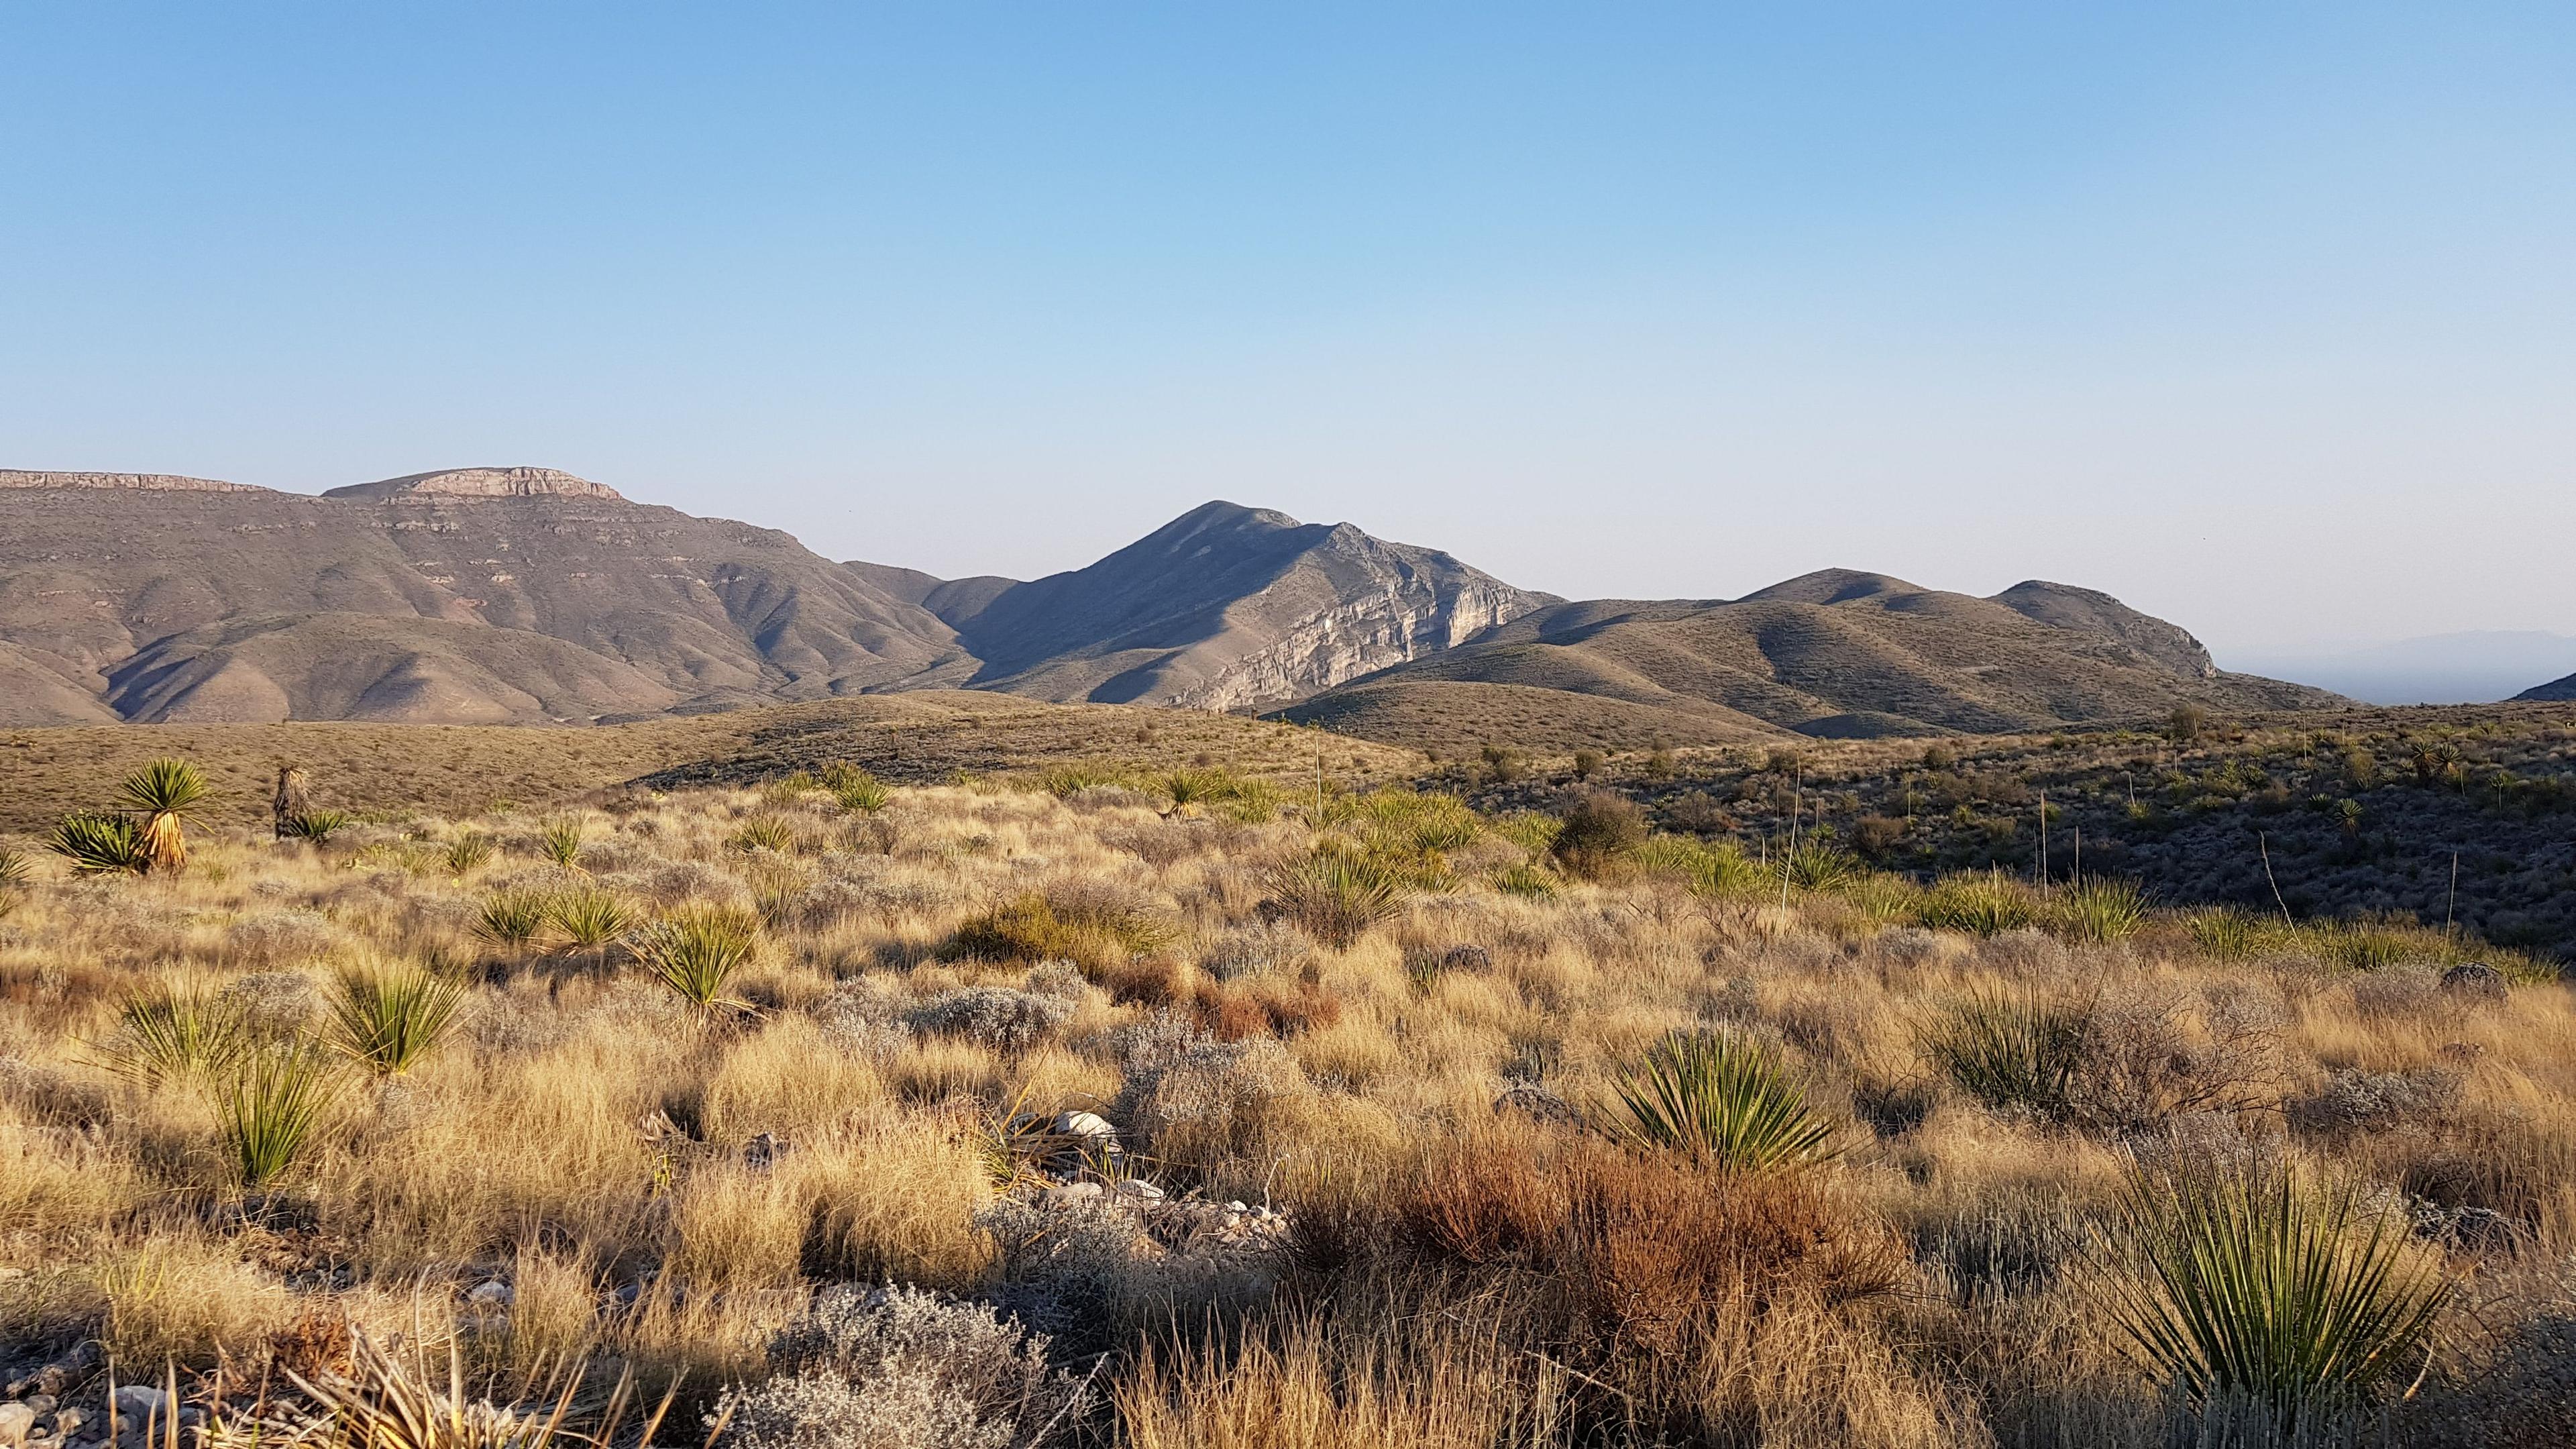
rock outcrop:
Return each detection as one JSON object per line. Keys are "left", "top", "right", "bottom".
{"left": 323, "top": 466, "right": 625, "bottom": 501}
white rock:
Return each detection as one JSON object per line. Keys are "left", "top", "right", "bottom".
{"left": 1226, "top": 1201, "right": 1248, "bottom": 1213}
{"left": 1055, "top": 1112, "right": 1118, "bottom": 1142}
{"left": 1114, "top": 1179, "right": 1166, "bottom": 1201}
{"left": 467, "top": 1279, "right": 515, "bottom": 1305}
{"left": 0, "top": 1402, "right": 36, "bottom": 1446}
{"left": 112, "top": 1386, "right": 168, "bottom": 1417}
{"left": 1044, "top": 1181, "right": 1104, "bottom": 1204}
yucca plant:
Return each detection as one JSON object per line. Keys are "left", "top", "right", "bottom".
{"left": 1917, "top": 871, "right": 2040, "bottom": 936}
{"left": 220, "top": 1041, "right": 344, "bottom": 1187}
{"left": 1263, "top": 848, "right": 1408, "bottom": 949}
{"left": 445, "top": 831, "right": 496, "bottom": 873}
{"left": 831, "top": 773, "right": 892, "bottom": 814}
{"left": 1602, "top": 1030, "right": 1839, "bottom": 1173}
{"left": 49, "top": 811, "right": 151, "bottom": 875}
{"left": 633, "top": 906, "right": 760, "bottom": 1015}
{"left": 330, "top": 961, "right": 467, "bottom": 1076}
{"left": 1782, "top": 841, "right": 1858, "bottom": 892}
{"left": 1918, "top": 987, "right": 2091, "bottom": 1121}
{"left": 1161, "top": 769, "right": 1225, "bottom": 814}
{"left": 547, "top": 885, "right": 635, "bottom": 951}
{"left": 277, "top": 809, "right": 354, "bottom": 843}
{"left": 2188, "top": 908, "right": 2265, "bottom": 959}
{"left": 0, "top": 847, "right": 29, "bottom": 889}
{"left": 119, "top": 757, "right": 211, "bottom": 873}
{"left": 539, "top": 817, "right": 586, "bottom": 870}
{"left": 2112, "top": 1163, "right": 2453, "bottom": 1439}
{"left": 92, "top": 983, "right": 251, "bottom": 1087}
{"left": 729, "top": 816, "right": 798, "bottom": 855}
{"left": 474, "top": 888, "right": 553, "bottom": 947}
{"left": 2054, "top": 877, "right": 2147, "bottom": 943}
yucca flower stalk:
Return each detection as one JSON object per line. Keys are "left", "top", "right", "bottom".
{"left": 119, "top": 757, "right": 212, "bottom": 873}
{"left": 2112, "top": 1163, "right": 2452, "bottom": 1439}
{"left": 1603, "top": 1030, "right": 1839, "bottom": 1173}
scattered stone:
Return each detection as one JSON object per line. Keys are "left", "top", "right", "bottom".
{"left": 1054, "top": 1111, "right": 1118, "bottom": 1143}
{"left": 1043, "top": 1181, "right": 1104, "bottom": 1205}
{"left": 743, "top": 1132, "right": 780, "bottom": 1171}
{"left": 1492, "top": 1083, "right": 1584, "bottom": 1128}
{"left": 466, "top": 1279, "right": 515, "bottom": 1306}
{"left": 1114, "top": 1179, "right": 1167, "bottom": 1201}
{"left": 2439, "top": 963, "right": 2508, "bottom": 1003}
{"left": 110, "top": 1387, "right": 166, "bottom": 1418}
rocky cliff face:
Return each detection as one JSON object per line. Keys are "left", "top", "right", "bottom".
{"left": 325, "top": 466, "right": 627, "bottom": 501}
{"left": 0, "top": 470, "right": 266, "bottom": 492}
{"left": 1168, "top": 570, "right": 1541, "bottom": 710}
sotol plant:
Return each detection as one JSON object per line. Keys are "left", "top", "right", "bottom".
{"left": 220, "top": 1042, "right": 345, "bottom": 1188}
{"left": 120, "top": 757, "right": 213, "bottom": 873}
{"left": 1264, "top": 849, "right": 1408, "bottom": 949}
{"left": 1603, "top": 1030, "right": 1839, "bottom": 1172}
{"left": 93, "top": 983, "right": 251, "bottom": 1087}
{"left": 547, "top": 885, "right": 636, "bottom": 951}
{"left": 539, "top": 816, "right": 587, "bottom": 870}
{"left": 330, "top": 961, "right": 467, "bottom": 1077}
{"left": 1918, "top": 987, "right": 2090, "bottom": 1121}
{"left": 635, "top": 906, "right": 761, "bottom": 1014}
{"left": 474, "top": 888, "right": 554, "bottom": 947}
{"left": 50, "top": 812, "right": 151, "bottom": 876}
{"left": 276, "top": 809, "right": 353, "bottom": 843}
{"left": 2112, "top": 1164, "right": 2451, "bottom": 1439}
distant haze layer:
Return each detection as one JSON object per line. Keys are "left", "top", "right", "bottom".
{"left": 2229, "top": 633, "right": 2576, "bottom": 706}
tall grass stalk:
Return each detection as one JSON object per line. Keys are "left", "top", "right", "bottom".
{"left": 1602, "top": 1030, "right": 1838, "bottom": 1173}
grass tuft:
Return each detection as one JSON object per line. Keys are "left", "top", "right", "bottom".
{"left": 220, "top": 1041, "right": 345, "bottom": 1188}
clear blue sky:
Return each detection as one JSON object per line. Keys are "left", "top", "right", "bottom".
{"left": 5, "top": 3, "right": 2570, "bottom": 657}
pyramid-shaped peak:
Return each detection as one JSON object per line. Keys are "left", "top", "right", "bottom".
{"left": 325, "top": 466, "right": 623, "bottom": 502}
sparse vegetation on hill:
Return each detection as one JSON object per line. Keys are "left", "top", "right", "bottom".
{"left": 1, "top": 747, "right": 2570, "bottom": 1448}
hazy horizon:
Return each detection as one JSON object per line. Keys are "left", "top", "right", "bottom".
{"left": 6, "top": 4, "right": 2570, "bottom": 657}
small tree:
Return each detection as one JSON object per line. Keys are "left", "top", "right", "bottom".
{"left": 2167, "top": 705, "right": 2208, "bottom": 747}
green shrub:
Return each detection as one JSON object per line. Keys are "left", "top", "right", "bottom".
{"left": 1263, "top": 849, "right": 1409, "bottom": 949}
{"left": 276, "top": 810, "right": 353, "bottom": 843}
{"left": 635, "top": 906, "right": 762, "bottom": 1014}
{"left": 1040, "top": 762, "right": 1130, "bottom": 798}
{"left": 1919, "top": 988, "right": 2089, "bottom": 1120}
{"left": 1602, "top": 1030, "right": 1838, "bottom": 1173}
{"left": 2188, "top": 907, "right": 2267, "bottom": 959}
{"left": 1834, "top": 871, "right": 1925, "bottom": 924}
{"left": 329, "top": 962, "right": 466, "bottom": 1077}
{"left": 1551, "top": 792, "right": 1647, "bottom": 880}
{"left": 49, "top": 812, "right": 150, "bottom": 875}
{"left": 220, "top": 1042, "right": 344, "bottom": 1188}
{"left": 94, "top": 984, "right": 250, "bottom": 1087}
{"left": 474, "top": 888, "right": 554, "bottom": 947}
{"left": 1917, "top": 872, "right": 2040, "bottom": 936}
{"left": 547, "top": 886, "right": 636, "bottom": 949}
{"left": 2114, "top": 1164, "right": 2451, "bottom": 1439}
{"left": 2053, "top": 878, "right": 2147, "bottom": 943}
{"left": 1491, "top": 812, "right": 1564, "bottom": 855}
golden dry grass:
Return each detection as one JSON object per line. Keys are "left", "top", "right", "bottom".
{"left": 0, "top": 763, "right": 2568, "bottom": 1446}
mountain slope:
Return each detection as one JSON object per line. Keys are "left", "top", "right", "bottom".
{"left": 2516, "top": 670, "right": 2576, "bottom": 702}
{"left": 0, "top": 468, "right": 972, "bottom": 724}
{"left": 1275, "top": 570, "right": 2345, "bottom": 749}
{"left": 931, "top": 501, "right": 1555, "bottom": 710}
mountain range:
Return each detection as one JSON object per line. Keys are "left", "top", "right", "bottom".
{"left": 1, "top": 465, "right": 2351, "bottom": 741}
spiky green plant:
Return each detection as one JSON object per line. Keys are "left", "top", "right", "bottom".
{"left": 2188, "top": 908, "right": 2265, "bottom": 959}
{"left": 539, "top": 817, "right": 586, "bottom": 870}
{"left": 2112, "top": 1164, "right": 2452, "bottom": 1438}
{"left": 1782, "top": 841, "right": 1858, "bottom": 892}
{"left": 329, "top": 961, "right": 467, "bottom": 1076}
{"left": 2054, "top": 877, "right": 2147, "bottom": 943}
{"left": 118, "top": 757, "right": 211, "bottom": 873}
{"left": 445, "top": 832, "right": 496, "bottom": 873}
{"left": 633, "top": 906, "right": 761, "bottom": 1014}
{"left": 276, "top": 809, "right": 353, "bottom": 843}
{"left": 474, "top": 888, "right": 553, "bottom": 947}
{"left": 729, "top": 816, "right": 798, "bottom": 855}
{"left": 1264, "top": 849, "right": 1408, "bottom": 949}
{"left": 0, "top": 847, "right": 30, "bottom": 889}
{"left": 547, "top": 886, "right": 635, "bottom": 951}
{"left": 1918, "top": 987, "right": 2091, "bottom": 1120}
{"left": 49, "top": 812, "right": 151, "bottom": 875}
{"left": 1917, "top": 871, "right": 2041, "bottom": 936}
{"left": 92, "top": 983, "right": 251, "bottom": 1086}
{"left": 831, "top": 773, "right": 892, "bottom": 814}
{"left": 1602, "top": 1030, "right": 1839, "bottom": 1173}
{"left": 1161, "top": 769, "right": 1226, "bottom": 812}
{"left": 219, "top": 1042, "right": 344, "bottom": 1187}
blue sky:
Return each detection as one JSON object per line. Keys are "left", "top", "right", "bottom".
{"left": 4, "top": 3, "right": 2571, "bottom": 659}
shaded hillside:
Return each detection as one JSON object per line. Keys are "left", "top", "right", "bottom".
{"left": 0, "top": 692, "right": 1418, "bottom": 837}
{"left": 2515, "top": 669, "right": 2576, "bottom": 702}
{"left": 935, "top": 500, "right": 1554, "bottom": 710}
{"left": 0, "top": 469, "right": 972, "bottom": 724}
{"left": 1279, "top": 569, "right": 2342, "bottom": 747}
{"left": 1446, "top": 701, "right": 2576, "bottom": 960}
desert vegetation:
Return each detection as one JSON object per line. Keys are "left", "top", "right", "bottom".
{"left": 1, "top": 749, "right": 2571, "bottom": 1448}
